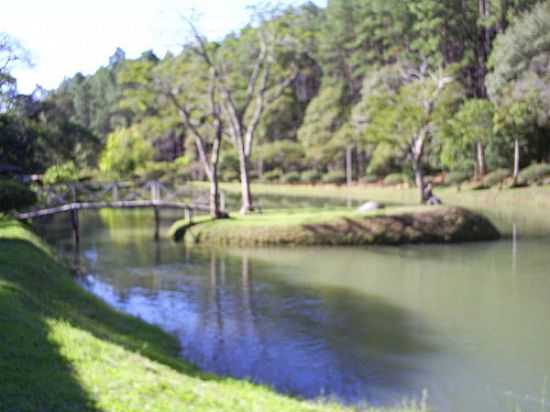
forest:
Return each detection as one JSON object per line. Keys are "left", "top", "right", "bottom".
{"left": 2, "top": 0, "right": 550, "bottom": 215}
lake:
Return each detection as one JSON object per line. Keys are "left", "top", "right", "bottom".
{"left": 36, "top": 197, "right": 550, "bottom": 412}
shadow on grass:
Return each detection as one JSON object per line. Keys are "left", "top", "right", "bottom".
{"left": 0, "top": 281, "right": 102, "bottom": 412}
{"left": 0, "top": 233, "right": 223, "bottom": 411}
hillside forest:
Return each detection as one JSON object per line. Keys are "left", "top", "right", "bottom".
{"left": 1, "top": 0, "right": 550, "bottom": 215}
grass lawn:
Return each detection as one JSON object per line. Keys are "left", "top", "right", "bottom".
{"left": 0, "top": 216, "right": 424, "bottom": 412}
{"left": 192, "top": 181, "right": 550, "bottom": 209}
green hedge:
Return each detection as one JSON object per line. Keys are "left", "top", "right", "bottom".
{"left": 483, "top": 169, "right": 510, "bottom": 187}
{"left": 0, "top": 179, "right": 37, "bottom": 213}
{"left": 519, "top": 163, "right": 550, "bottom": 184}
{"left": 383, "top": 173, "right": 409, "bottom": 186}
{"left": 300, "top": 170, "right": 322, "bottom": 183}
{"left": 281, "top": 171, "right": 301, "bottom": 184}
{"left": 446, "top": 171, "right": 472, "bottom": 186}
{"left": 262, "top": 169, "right": 283, "bottom": 182}
{"left": 321, "top": 171, "right": 346, "bottom": 184}
{"left": 359, "top": 175, "right": 379, "bottom": 184}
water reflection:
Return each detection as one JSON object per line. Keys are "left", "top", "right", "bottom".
{"left": 34, "top": 207, "right": 550, "bottom": 412}
{"left": 80, "top": 248, "right": 436, "bottom": 405}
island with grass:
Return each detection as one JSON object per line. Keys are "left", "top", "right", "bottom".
{"left": 170, "top": 206, "right": 500, "bottom": 247}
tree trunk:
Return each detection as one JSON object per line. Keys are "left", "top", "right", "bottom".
{"left": 209, "top": 171, "right": 221, "bottom": 219}
{"left": 356, "top": 147, "right": 365, "bottom": 178}
{"left": 513, "top": 138, "right": 520, "bottom": 184}
{"left": 477, "top": 142, "right": 487, "bottom": 178}
{"left": 414, "top": 158, "right": 426, "bottom": 204}
{"left": 346, "top": 146, "right": 353, "bottom": 187}
{"left": 237, "top": 143, "right": 254, "bottom": 214}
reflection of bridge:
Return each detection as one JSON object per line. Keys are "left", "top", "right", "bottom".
{"left": 17, "top": 180, "right": 225, "bottom": 242}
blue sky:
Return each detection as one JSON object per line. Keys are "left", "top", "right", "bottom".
{"left": 1, "top": 0, "right": 326, "bottom": 94}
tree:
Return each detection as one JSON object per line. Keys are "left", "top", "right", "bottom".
{"left": 0, "top": 32, "right": 30, "bottom": 109}
{"left": 99, "top": 126, "right": 153, "bottom": 177}
{"left": 362, "top": 65, "right": 455, "bottom": 203}
{"left": 184, "top": 14, "right": 299, "bottom": 214}
{"left": 119, "top": 48, "right": 227, "bottom": 218}
{"left": 442, "top": 99, "right": 495, "bottom": 175}
{"left": 487, "top": 1, "right": 550, "bottom": 167}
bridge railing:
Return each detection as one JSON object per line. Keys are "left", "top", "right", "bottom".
{"left": 26, "top": 180, "right": 222, "bottom": 213}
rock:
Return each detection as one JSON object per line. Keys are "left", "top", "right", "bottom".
{"left": 356, "top": 201, "right": 384, "bottom": 213}
{"left": 543, "top": 178, "right": 550, "bottom": 186}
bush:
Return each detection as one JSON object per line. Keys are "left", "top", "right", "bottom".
{"left": 221, "top": 170, "right": 240, "bottom": 182}
{"left": 137, "top": 162, "right": 171, "bottom": 181}
{"left": 281, "top": 171, "right": 301, "bottom": 184}
{"left": 43, "top": 161, "right": 80, "bottom": 185}
{"left": 0, "top": 179, "right": 37, "bottom": 213}
{"left": 383, "top": 173, "right": 409, "bottom": 186}
{"left": 300, "top": 170, "right": 321, "bottom": 183}
{"left": 321, "top": 171, "right": 346, "bottom": 184}
{"left": 262, "top": 169, "right": 283, "bottom": 182}
{"left": 446, "top": 171, "right": 472, "bottom": 186}
{"left": 483, "top": 168, "right": 510, "bottom": 187}
{"left": 359, "top": 175, "right": 379, "bottom": 184}
{"left": 519, "top": 163, "right": 550, "bottom": 184}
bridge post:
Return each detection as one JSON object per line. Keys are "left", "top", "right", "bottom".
{"left": 71, "top": 207, "right": 80, "bottom": 246}
{"left": 184, "top": 207, "right": 193, "bottom": 224}
{"left": 150, "top": 181, "right": 161, "bottom": 203}
{"left": 69, "top": 184, "right": 80, "bottom": 246}
{"left": 112, "top": 183, "right": 119, "bottom": 202}
{"left": 153, "top": 207, "right": 160, "bottom": 241}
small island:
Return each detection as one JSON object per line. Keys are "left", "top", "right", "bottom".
{"left": 170, "top": 206, "right": 500, "bottom": 246}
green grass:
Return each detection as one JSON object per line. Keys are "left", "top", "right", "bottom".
{"left": 194, "top": 181, "right": 550, "bottom": 209}
{"left": 170, "top": 206, "right": 500, "bottom": 246}
{"left": 0, "top": 216, "right": 424, "bottom": 412}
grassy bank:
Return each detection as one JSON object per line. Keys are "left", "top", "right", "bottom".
{"left": 194, "top": 181, "right": 550, "bottom": 209}
{"left": 0, "top": 216, "right": 424, "bottom": 412}
{"left": 170, "top": 206, "right": 500, "bottom": 246}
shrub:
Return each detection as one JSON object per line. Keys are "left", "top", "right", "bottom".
{"left": 300, "top": 170, "right": 321, "bottom": 183}
{"left": 519, "top": 163, "right": 550, "bottom": 184}
{"left": 445, "top": 171, "right": 472, "bottom": 186}
{"left": 359, "top": 175, "right": 379, "bottom": 184}
{"left": 281, "top": 171, "right": 301, "bottom": 184}
{"left": 0, "top": 179, "right": 37, "bottom": 213}
{"left": 43, "top": 161, "right": 80, "bottom": 185}
{"left": 483, "top": 168, "right": 510, "bottom": 187}
{"left": 262, "top": 169, "right": 283, "bottom": 182}
{"left": 321, "top": 171, "right": 346, "bottom": 184}
{"left": 383, "top": 173, "right": 409, "bottom": 186}
{"left": 137, "top": 162, "right": 171, "bottom": 181}
{"left": 221, "top": 170, "right": 240, "bottom": 182}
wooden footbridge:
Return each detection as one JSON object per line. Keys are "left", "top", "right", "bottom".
{"left": 16, "top": 180, "right": 225, "bottom": 242}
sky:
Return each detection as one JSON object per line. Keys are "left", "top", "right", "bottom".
{"left": 1, "top": 0, "right": 326, "bottom": 94}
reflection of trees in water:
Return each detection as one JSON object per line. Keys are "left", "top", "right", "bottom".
{"left": 180, "top": 251, "right": 438, "bottom": 405}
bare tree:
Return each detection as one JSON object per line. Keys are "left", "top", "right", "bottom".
{"left": 0, "top": 32, "right": 31, "bottom": 107}
{"left": 166, "top": 69, "right": 226, "bottom": 218}
{"left": 120, "top": 51, "right": 227, "bottom": 218}
{"left": 185, "top": 18, "right": 298, "bottom": 214}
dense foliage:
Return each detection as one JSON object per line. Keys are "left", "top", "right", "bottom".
{"left": 0, "top": 179, "right": 36, "bottom": 213}
{"left": 2, "top": 0, "right": 550, "bottom": 206}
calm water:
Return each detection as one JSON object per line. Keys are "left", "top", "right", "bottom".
{"left": 36, "top": 201, "right": 550, "bottom": 412}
